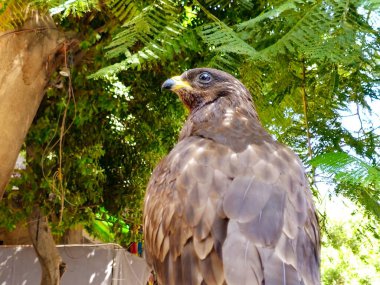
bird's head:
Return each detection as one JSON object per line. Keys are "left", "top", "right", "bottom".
{"left": 162, "top": 68, "right": 253, "bottom": 112}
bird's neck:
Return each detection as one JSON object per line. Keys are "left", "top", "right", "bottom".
{"left": 178, "top": 102, "right": 271, "bottom": 150}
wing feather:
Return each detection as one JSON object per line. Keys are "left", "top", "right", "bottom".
{"left": 220, "top": 141, "right": 320, "bottom": 285}
{"left": 223, "top": 178, "right": 279, "bottom": 223}
{"left": 223, "top": 221, "right": 263, "bottom": 285}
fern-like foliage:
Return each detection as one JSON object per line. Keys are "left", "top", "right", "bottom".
{"left": 90, "top": 0, "right": 262, "bottom": 78}
{"left": 200, "top": 0, "right": 254, "bottom": 13}
{"left": 93, "top": 0, "right": 378, "bottom": 98}
{"left": 311, "top": 152, "right": 380, "bottom": 219}
{"left": 90, "top": 0, "right": 200, "bottom": 78}
{"left": 311, "top": 152, "right": 380, "bottom": 188}
{"left": 198, "top": 23, "right": 257, "bottom": 57}
{"left": 0, "top": 0, "right": 33, "bottom": 31}
{"left": 200, "top": 0, "right": 375, "bottom": 68}
{"left": 0, "top": 0, "right": 97, "bottom": 30}
{"left": 107, "top": 0, "right": 140, "bottom": 24}
{"left": 49, "top": 0, "right": 99, "bottom": 17}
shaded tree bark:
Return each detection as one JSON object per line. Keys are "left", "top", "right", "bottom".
{"left": 28, "top": 206, "right": 66, "bottom": 285}
{"left": 0, "top": 14, "right": 60, "bottom": 199}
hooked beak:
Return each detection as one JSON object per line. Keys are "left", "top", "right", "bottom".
{"left": 161, "top": 76, "right": 192, "bottom": 91}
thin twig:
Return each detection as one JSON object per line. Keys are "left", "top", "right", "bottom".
{"left": 58, "top": 44, "right": 69, "bottom": 225}
{"left": 0, "top": 27, "right": 58, "bottom": 40}
{"left": 356, "top": 103, "right": 365, "bottom": 137}
{"left": 301, "top": 58, "right": 313, "bottom": 160}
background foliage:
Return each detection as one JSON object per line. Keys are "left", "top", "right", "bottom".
{"left": 0, "top": 0, "right": 379, "bottom": 282}
{"left": 321, "top": 209, "right": 380, "bottom": 284}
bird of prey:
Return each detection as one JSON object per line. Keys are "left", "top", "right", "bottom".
{"left": 143, "top": 68, "right": 320, "bottom": 285}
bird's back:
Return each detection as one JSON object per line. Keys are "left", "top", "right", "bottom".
{"left": 144, "top": 130, "right": 320, "bottom": 285}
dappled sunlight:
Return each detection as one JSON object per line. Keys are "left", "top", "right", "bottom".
{"left": 89, "top": 272, "right": 96, "bottom": 284}
{"left": 0, "top": 245, "right": 41, "bottom": 285}
{"left": 86, "top": 249, "right": 96, "bottom": 258}
{"left": 0, "top": 244, "right": 150, "bottom": 285}
{"left": 104, "top": 260, "right": 113, "bottom": 282}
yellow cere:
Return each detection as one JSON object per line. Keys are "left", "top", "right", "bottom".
{"left": 171, "top": 76, "right": 192, "bottom": 91}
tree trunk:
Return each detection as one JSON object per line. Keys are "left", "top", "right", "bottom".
{"left": 28, "top": 206, "right": 66, "bottom": 285}
{"left": 0, "top": 14, "right": 60, "bottom": 199}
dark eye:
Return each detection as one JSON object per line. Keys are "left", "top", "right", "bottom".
{"left": 198, "top": 72, "right": 212, "bottom": 83}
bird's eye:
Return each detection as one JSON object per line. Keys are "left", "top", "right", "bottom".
{"left": 198, "top": 72, "right": 212, "bottom": 83}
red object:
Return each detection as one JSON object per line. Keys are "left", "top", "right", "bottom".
{"left": 129, "top": 242, "right": 137, "bottom": 255}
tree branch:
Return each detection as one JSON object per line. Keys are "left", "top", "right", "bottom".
{"left": 28, "top": 206, "right": 66, "bottom": 285}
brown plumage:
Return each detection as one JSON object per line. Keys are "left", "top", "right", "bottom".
{"left": 143, "top": 68, "right": 320, "bottom": 285}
